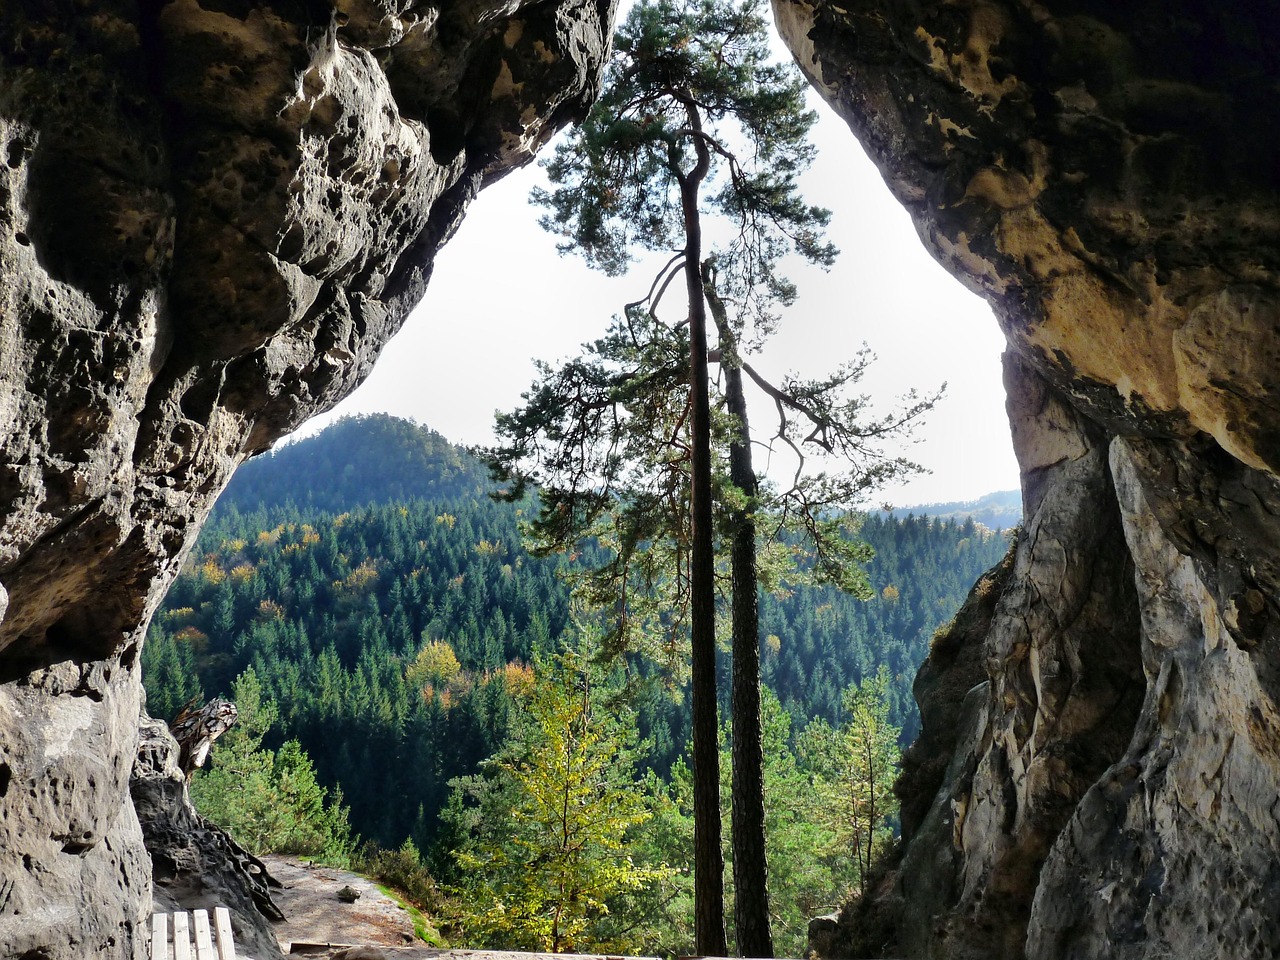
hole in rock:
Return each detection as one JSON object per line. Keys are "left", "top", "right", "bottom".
{"left": 132, "top": 41, "right": 1029, "bottom": 957}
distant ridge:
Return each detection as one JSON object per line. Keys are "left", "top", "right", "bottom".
{"left": 883, "top": 489, "right": 1022, "bottom": 530}
{"left": 216, "top": 413, "right": 491, "bottom": 515}
{"left": 220, "top": 413, "right": 1023, "bottom": 529}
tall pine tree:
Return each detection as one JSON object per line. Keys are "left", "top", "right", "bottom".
{"left": 489, "top": 0, "right": 936, "bottom": 952}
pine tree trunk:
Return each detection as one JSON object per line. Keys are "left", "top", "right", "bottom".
{"left": 680, "top": 122, "right": 727, "bottom": 960}
{"left": 706, "top": 271, "right": 774, "bottom": 958}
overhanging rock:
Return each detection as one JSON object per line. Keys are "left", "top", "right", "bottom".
{"left": 775, "top": 2, "right": 1280, "bottom": 957}
{"left": 0, "top": 2, "right": 613, "bottom": 955}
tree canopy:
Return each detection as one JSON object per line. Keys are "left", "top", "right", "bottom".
{"left": 142, "top": 414, "right": 1011, "bottom": 954}
{"left": 491, "top": 1, "right": 938, "bottom": 952}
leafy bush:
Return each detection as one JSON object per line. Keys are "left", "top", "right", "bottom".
{"left": 351, "top": 839, "right": 452, "bottom": 945}
{"left": 352, "top": 839, "right": 447, "bottom": 915}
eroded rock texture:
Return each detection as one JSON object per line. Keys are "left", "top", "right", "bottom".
{"left": 775, "top": 1, "right": 1280, "bottom": 957}
{"left": 0, "top": 2, "right": 611, "bottom": 956}
{"left": 133, "top": 717, "right": 285, "bottom": 960}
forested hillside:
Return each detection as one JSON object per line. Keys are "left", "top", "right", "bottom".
{"left": 143, "top": 414, "right": 1007, "bottom": 859}
{"left": 216, "top": 415, "right": 489, "bottom": 514}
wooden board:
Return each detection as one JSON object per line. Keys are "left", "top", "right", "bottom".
{"left": 193, "top": 909, "right": 215, "bottom": 960}
{"left": 214, "top": 906, "right": 237, "bottom": 960}
{"left": 151, "top": 913, "right": 169, "bottom": 960}
{"left": 172, "top": 912, "right": 191, "bottom": 960}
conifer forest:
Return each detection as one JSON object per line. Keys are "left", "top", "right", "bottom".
{"left": 144, "top": 413, "right": 1011, "bottom": 955}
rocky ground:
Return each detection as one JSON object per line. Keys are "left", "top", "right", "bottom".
{"left": 261, "top": 855, "right": 423, "bottom": 958}
{"left": 257, "top": 858, "right": 662, "bottom": 960}
{"left": 258, "top": 856, "right": 654, "bottom": 960}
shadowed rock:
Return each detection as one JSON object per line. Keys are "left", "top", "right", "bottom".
{"left": 0, "top": 2, "right": 612, "bottom": 955}
{"left": 133, "top": 716, "right": 285, "bottom": 960}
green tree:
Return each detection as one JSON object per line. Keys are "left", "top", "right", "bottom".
{"left": 615, "top": 765, "right": 698, "bottom": 955}
{"left": 800, "top": 668, "right": 901, "bottom": 896}
{"left": 142, "top": 627, "right": 204, "bottom": 722}
{"left": 490, "top": 0, "right": 935, "bottom": 951}
{"left": 191, "top": 668, "right": 354, "bottom": 865}
{"left": 710, "top": 690, "right": 844, "bottom": 957}
{"left": 448, "top": 643, "right": 671, "bottom": 953}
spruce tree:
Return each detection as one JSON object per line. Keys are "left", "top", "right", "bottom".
{"left": 799, "top": 669, "right": 901, "bottom": 896}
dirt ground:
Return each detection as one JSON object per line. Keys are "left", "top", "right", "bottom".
{"left": 258, "top": 856, "right": 655, "bottom": 960}
{"left": 261, "top": 854, "right": 421, "bottom": 955}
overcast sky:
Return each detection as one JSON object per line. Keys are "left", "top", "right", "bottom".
{"left": 299, "top": 84, "right": 1021, "bottom": 508}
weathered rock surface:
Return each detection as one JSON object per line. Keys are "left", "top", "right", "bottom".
{"left": 0, "top": 1, "right": 611, "bottom": 956}
{"left": 132, "top": 716, "right": 285, "bottom": 960}
{"left": 775, "top": 1, "right": 1280, "bottom": 957}
{"left": 5, "top": 0, "right": 1279, "bottom": 956}
{"left": 0, "top": 659, "right": 152, "bottom": 957}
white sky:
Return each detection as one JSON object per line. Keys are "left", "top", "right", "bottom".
{"left": 298, "top": 85, "right": 1021, "bottom": 508}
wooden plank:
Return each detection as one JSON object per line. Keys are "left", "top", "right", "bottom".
{"left": 213, "top": 906, "right": 237, "bottom": 960}
{"left": 151, "top": 913, "right": 169, "bottom": 960}
{"left": 193, "top": 909, "right": 215, "bottom": 960}
{"left": 172, "top": 912, "right": 191, "bottom": 960}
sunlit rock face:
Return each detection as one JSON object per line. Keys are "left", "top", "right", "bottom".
{"left": 0, "top": 2, "right": 611, "bottom": 955}
{"left": 774, "top": 1, "right": 1280, "bottom": 957}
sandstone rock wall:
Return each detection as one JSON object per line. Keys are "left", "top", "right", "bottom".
{"left": 0, "top": 2, "right": 612, "bottom": 956}
{"left": 774, "top": 2, "right": 1280, "bottom": 957}
{"left": 133, "top": 717, "right": 285, "bottom": 960}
